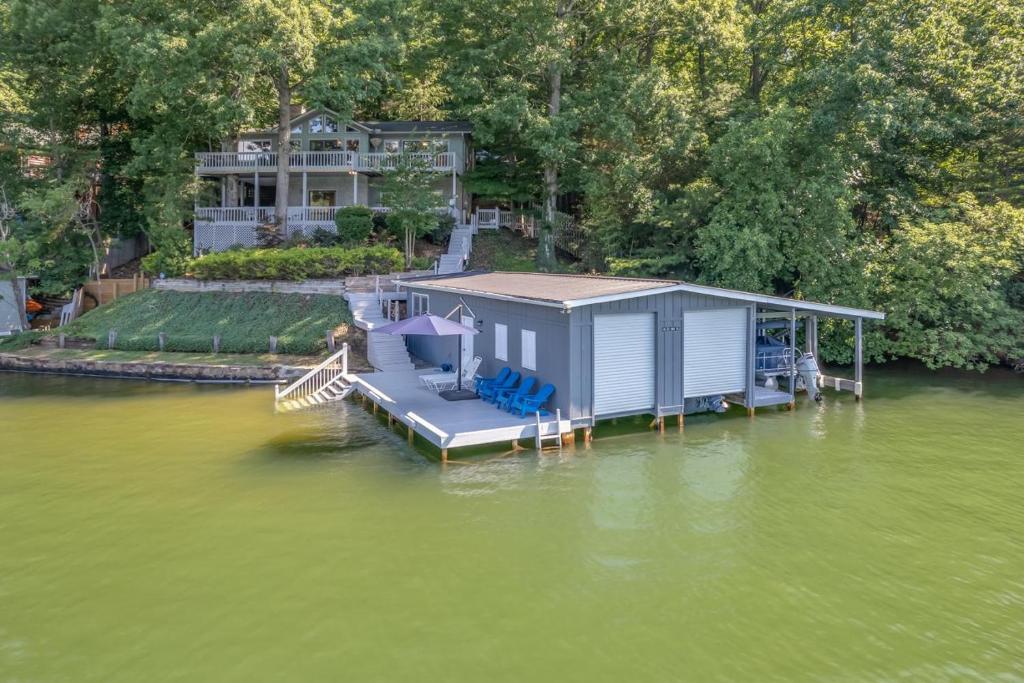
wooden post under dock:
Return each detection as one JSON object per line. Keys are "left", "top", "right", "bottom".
{"left": 678, "top": 413, "right": 685, "bottom": 431}
{"left": 854, "top": 316, "right": 864, "bottom": 401}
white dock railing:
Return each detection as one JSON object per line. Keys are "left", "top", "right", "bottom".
{"left": 275, "top": 343, "right": 349, "bottom": 403}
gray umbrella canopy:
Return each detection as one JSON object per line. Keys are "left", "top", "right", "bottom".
{"left": 372, "top": 314, "right": 478, "bottom": 337}
{"left": 372, "top": 314, "right": 479, "bottom": 392}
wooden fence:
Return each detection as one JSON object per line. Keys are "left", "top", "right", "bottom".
{"left": 82, "top": 275, "right": 150, "bottom": 311}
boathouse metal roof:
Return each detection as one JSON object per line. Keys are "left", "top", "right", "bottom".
{"left": 400, "top": 272, "right": 885, "bottom": 320}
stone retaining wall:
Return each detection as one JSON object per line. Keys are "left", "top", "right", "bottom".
{"left": 344, "top": 270, "right": 433, "bottom": 292}
{"left": 0, "top": 353, "right": 299, "bottom": 383}
{"left": 151, "top": 271, "right": 433, "bottom": 295}
{"left": 153, "top": 278, "right": 347, "bottom": 295}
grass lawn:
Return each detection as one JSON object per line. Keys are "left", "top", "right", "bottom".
{"left": 15, "top": 289, "right": 363, "bottom": 358}
{"left": 468, "top": 230, "right": 574, "bottom": 272}
{"left": 468, "top": 231, "right": 540, "bottom": 271}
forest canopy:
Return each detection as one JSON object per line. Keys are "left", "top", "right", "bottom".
{"left": 1, "top": 0, "right": 1022, "bottom": 369}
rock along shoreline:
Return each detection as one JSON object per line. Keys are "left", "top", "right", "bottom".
{"left": 0, "top": 352, "right": 304, "bottom": 384}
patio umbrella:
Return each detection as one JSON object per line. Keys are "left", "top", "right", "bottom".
{"left": 372, "top": 313, "right": 479, "bottom": 395}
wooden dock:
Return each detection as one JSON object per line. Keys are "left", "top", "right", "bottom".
{"left": 348, "top": 370, "right": 572, "bottom": 460}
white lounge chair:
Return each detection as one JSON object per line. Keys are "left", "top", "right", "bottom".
{"left": 420, "top": 356, "right": 482, "bottom": 392}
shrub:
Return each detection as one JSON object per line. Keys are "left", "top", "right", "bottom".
{"left": 310, "top": 227, "right": 340, "bottom": 247}
{"left": 335, "top": 206, "right": 374, "bottom": 246}
{"left": 189, "top": 245, "right": 404, "bottom": 281}
{"left": 431, "top": 214, "right": 456, "bottom": 245}
{"left": 371, "top": 212, "right": 389, "bottom": 236}
{"left": 410, "top": 255, "right": 434, "bottom": 271}
{"left": 141, "top": 235, "right": 192, "bottom": 278}
{"left": 255, "top": 222, "right": 285, "bottom": 248}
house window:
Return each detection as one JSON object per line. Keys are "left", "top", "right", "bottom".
{"left": 291, "top": 123, "right": 303, "bottom": 135}
{"left": 309, "top": 139, "right": 344, "bottom": 151}
{"left": 308, "top": 190, "right": 336, "bottom": 207}
{"left": 411, "top": 293, "right": 429, "bottom": 316}
{"left": 345, "top": 138, "right": 360, "bottom": 152}
{"left": 521, "top": 329, "right": 536, "bottom": 370}
{"left": 494, "top": 323, "right": 508, "bottom": 361}
{"left": 243, "top": 139, "right": 273, "bottom": 153}
{"left": 383, "top": 140, "right": 400, "bottom": 154}
{"left": 309, "top": 115, "right": 339, "bottom": 134}
{"left": 433, "top": 139, "right": 450, "bottom": 153}
{"left": 403, "top": 139, "right": 431, "bottom": 153}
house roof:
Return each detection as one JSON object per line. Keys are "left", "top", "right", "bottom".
{"left": 358, "top": 121, "right": 473, "bottom": 134}
{"left": 255, "top": 108, "right": 472, "bottom": 135}
{"left": 400, "top": 272, "right": 885, "bottom": 320}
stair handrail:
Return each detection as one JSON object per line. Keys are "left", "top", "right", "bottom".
{"left": 275, "top": 343, "right": 349, "bottom": 401}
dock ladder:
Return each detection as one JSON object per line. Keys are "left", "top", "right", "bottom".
{"left": 534, "top": 409, "right": 563, "bottom": 450}
{"left": 275, "top": 343, "right": 354, "bottom": 412}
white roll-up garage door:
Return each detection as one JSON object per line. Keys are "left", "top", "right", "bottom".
{"left": 683, "top": 308, "right": 748, "bottom": 398}
{"left": 593, "top": 313, "right": 655, "bottom": 416}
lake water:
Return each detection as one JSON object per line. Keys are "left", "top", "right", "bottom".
{"left": 1, "top": 368, "right": 1022, "bottom": 681}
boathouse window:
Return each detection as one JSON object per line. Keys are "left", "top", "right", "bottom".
{"left": 494, "top": 323, "right": 508, "bottom": 361}
{"left": 411, "top": 293, "right": 429, "bottom": 316}
{"left": 521, "top": 329, "right": 536, "bottom": 370}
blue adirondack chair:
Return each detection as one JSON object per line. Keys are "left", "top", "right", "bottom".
{"left": 474, "top": 367, "right": 510, "bottom": 394}
{"left": 510, "top": 383, "right": 556, "bottom": 416}
{"left": 479, "top": 371, "right": 519, "bottom": 403}
{"left": 496, "top": 376, "right": 536, "bottom": 411}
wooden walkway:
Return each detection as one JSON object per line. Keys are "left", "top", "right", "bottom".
{"left": 349, "top": 370, "right": 571, "bottom": 459}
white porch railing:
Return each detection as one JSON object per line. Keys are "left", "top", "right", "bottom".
{"left": 195, "top": 207, "right": 275, "bottom": 224}
{"left": 275, "top": 343, "right": 349, "bottom": 403}
{"left": 196, "top": 151, "right": 455, "bottom": 173}
{"left": 472, "top": 209, "right": 535, "bottom": 237}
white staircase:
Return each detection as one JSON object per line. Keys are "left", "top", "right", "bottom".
{"left": 437, "top": 227, "right": 472, "bottom": 274}
{"left": 345, "top": 289, "right": 415, "bottom": 372}
{"left": 275, "top": 343, "right": 354, "bottom": 412}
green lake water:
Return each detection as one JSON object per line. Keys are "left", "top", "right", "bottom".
{"left": 1, "top": 367, "right": 1022, "bottom": 681}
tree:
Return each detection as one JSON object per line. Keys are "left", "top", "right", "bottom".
{"left": 380, "top": 158, "right": 438, "bottom": 268}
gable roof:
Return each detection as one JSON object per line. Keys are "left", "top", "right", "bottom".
{"left": 252, "top": 108, "right": 471, "bottom": 135}
{"left": 400, "top": 272, "right": 885, "bottom": 320}
{"left": 358, "top": 121, "right": 473, "bottom": 134}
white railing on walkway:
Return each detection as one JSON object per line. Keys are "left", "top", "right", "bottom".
{"left": 275, "top": 343, "right": 349, "bottom": 403}
{"left": 196, "top": 151, "right": 455, "bottom": 173}
{"left": 472, "top": 209, "right": 535, "bottom": 237}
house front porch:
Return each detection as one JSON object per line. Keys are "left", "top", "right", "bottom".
{"left": 193, "top": 205, "right": 449, "bottom": 253}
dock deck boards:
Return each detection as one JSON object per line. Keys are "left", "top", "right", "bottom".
{"left": 349, "top": 370, "right": 571, "bottom": 450}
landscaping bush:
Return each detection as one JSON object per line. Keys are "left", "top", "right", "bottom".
{"left": 189, "top": 245, "right": 403, "bottom": 280}
{"left": 411, "top": 255, "right": 435, "bottom": 271}
{"left": 61, "top": 289, "right": 354, "bottom": 355}
{"left": 141, "top": 245, "right": 192, "bottom": 278}
{"left": 431, "top": 214, "right": 456, "bottom": 245}
{"left": 335, "top": 206, "right": 374, "bottom": 246}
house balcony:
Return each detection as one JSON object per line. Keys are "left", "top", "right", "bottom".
{"left": 193, "top": 205, "right": 447, "bottom": 254}
{"left": 194, "top": 151, "right": 457, "bottom": 175}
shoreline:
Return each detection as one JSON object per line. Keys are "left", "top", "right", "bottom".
{"left": 0, "top": 350, "right": 328, "bottom": 384}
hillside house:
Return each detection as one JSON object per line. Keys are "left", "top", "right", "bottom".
{"left": 193, "top": 109, "right": 473, "bottom": 254}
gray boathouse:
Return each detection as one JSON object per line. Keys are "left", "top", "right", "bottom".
{"left": 398, "top": 272, "right": 883, "bottom": 430}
